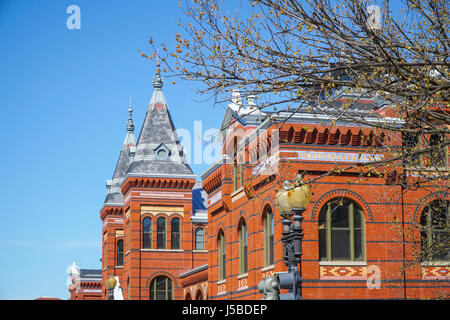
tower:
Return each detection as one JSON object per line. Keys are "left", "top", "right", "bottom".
{"left": 120, "top": 62, "right": 200, "bottom": 300}
{"left": 100, "top": 98, "right": 137, "bottom": 298}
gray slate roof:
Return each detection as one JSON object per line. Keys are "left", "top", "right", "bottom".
{"left": 80, "top": 269, "right": 102, "bottom": 281}
{"left": 103, "top": 105, "right": 137, "bottom": 206}
{"left": 126, "top": 65, "right": 194, "bottom": 177}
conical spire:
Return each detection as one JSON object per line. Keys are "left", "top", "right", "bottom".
{"left": 104, "top": 99, "right": 137, "bottom": 205}
{"left": 126, "top": 96, "right": 135, "bottom": 132}
{"left": 123, "top": 97, "right": 137, "bottom": 147}
{"left": 125, "top": 61, "right": 194, "bottom": 178}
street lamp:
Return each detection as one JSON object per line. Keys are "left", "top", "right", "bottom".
{"left": 259, "top": 173, "right": 310, "bottom": 300}
{"left": 105, "top": 275, "right": 117, "bottom": 300}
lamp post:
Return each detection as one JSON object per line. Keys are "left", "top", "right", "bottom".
{"left": 105, "top": 275, "right": 117, "bottom": 300}
{"left": 259, "top": 174, "right": 310, "bottom": 300}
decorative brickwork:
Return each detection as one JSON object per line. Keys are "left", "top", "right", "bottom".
{"left": 320, "top": 265, "right": 367, "bottom": 280}
{"left": 422, "top": 266, "right": 450, "bottom": 280}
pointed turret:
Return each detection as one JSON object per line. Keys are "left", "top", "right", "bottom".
{"left": 104, "top": 99, "right": 137, "bottom": 205}
{"left": 125, "top": 61, "right": 194, "bottom": 178}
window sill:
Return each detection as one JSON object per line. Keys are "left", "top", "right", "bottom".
{"left": 261, "top": 265, "right": 275, "bottom": 272}
{"left": 193, "top": 249, "right": 208, "bottom": 253}
{"left": 421, "top": 261, "right": 450, "bottom": 267}
{"left": 237, "top": 273, "right": 248, "bottom": 280}
{"left": 319, "top": 261, "right": 367, "bottom": 266}
{"left": 140, "top": 249, "right": 184, "bottom": 252}
{"left": 217, "top": 279, "right": 226, "bottom": 285}
{"left": 405, "top": 166, "right": 449, "bottom": 172}
{"left": 231, "top": 187, "right": 244, "bottom": 197}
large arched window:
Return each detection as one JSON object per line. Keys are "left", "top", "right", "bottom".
{"left": 171, "top": 217, "right": 181, "bottom": 249}
{"left": 195, "top": 227, "right": 205, "bottom": 250}
{"left": 218, "top": 230, "right": 226, "bottom": 281}
{"left": 263, "top": 206, "right": 274, "bottom": 266}
{"left": 116, "top": 239, "right": 123, "bottom": 266}
{"left": 149, "top": 276, "right": 173, "bottom": 300}
{"left": 142, "top": 217, "right": 152, "bottom": 249}
{"left": 157, "top": 217, "right": 166, "bottom": 249}
{"left": 420, "top": 199, "right": 449, "bottom": 261}
{"left": 239, "top": 219, "right": 248, "bottom": 274}
{"left": 318, "top": 198, "right": 365, "bottom": 261}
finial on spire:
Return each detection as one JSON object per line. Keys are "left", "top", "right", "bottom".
{"left": 152, "top": 52, "right": 163, "bottom": 89}
{"left": 126, "top": 97, "right": 135, "bottom": 132}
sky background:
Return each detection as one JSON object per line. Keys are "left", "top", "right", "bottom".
{"left": 0, "top": 0, "right": 227, "bottom": 299}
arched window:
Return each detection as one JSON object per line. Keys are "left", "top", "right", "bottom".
{"left": 195, "top": 290, "right": 203, "bottom": 300}
{"left": 239, "top": 219, "right": 248, "bottom": 274}
{"left": 195, "top": 227, "right": 205, "bottom": 250}
{"left": 263, "top": 206, "right": 274, "bottom": 266}
{"left": 149, "top": 276, "right": 173, "bottom": 300}
{"left": 218, "top": 230, "right": 226, "bottom": 281}
{"left": 116, "top": 239, "right": 123, "bottom": 266}
{"left": 171, "top": 217, "right": 181, "bottom": 249}
{"left": 318, "top": 198, "right": 365, "bottom": 261}
{"left": 157, "top": 217, "right": 166, "bottom": 249}
{"left": 420, "top": 199, "right": 450, "bottom": 261}
{"left": 142, "top": 217, "right": 152, "bottom": 249}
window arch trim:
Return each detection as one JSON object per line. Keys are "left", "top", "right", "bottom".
{"left": 311, "top": 189, "right": 373, "bottom": 222}
{"left": 318, "top": 197, "right": 366, "bottom": 262}
{"left": 149, "top": 275, "right": 174, "bottom": 300}
{"left": 413, "top": 191, "right": 450, "bottom": 222}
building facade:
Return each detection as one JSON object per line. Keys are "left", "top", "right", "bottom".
{"left": 67, "top": 262, "right": 102, "bottom": 300}
{"left": 99, "top": 62, "right": 208, "bottom": 300}
{"left": 201, "top": 91, "right": 449, "bottom": 300}
{"left": 94, "top": 64, "right": 449, "bottom": 300}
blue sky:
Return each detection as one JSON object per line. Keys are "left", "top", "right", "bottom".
{"left": 0, "top": 0, "right": 225, "bottom": 299}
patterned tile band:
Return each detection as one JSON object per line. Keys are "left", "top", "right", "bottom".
{"left": 320, "top": 266, "right": 367, "bottom": 280}
{"left": 422, "top": 266, "right": 450, "bottom": 280}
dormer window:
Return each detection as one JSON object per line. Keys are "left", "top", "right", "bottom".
{"left": 154, "top": 143, "right": 171, "bottom": 161}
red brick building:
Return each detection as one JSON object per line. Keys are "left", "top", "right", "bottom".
{"left": 201, "top": 90, "right": 449, "bottom": 300}
{"left": 96, "top": 64, "right": 449, "bottom": 300}
{"left": 99, "top": 62, "right": 208, "bottom": 300}
{"left": 67, "top": 262, "right": 102, "bottom": 300}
